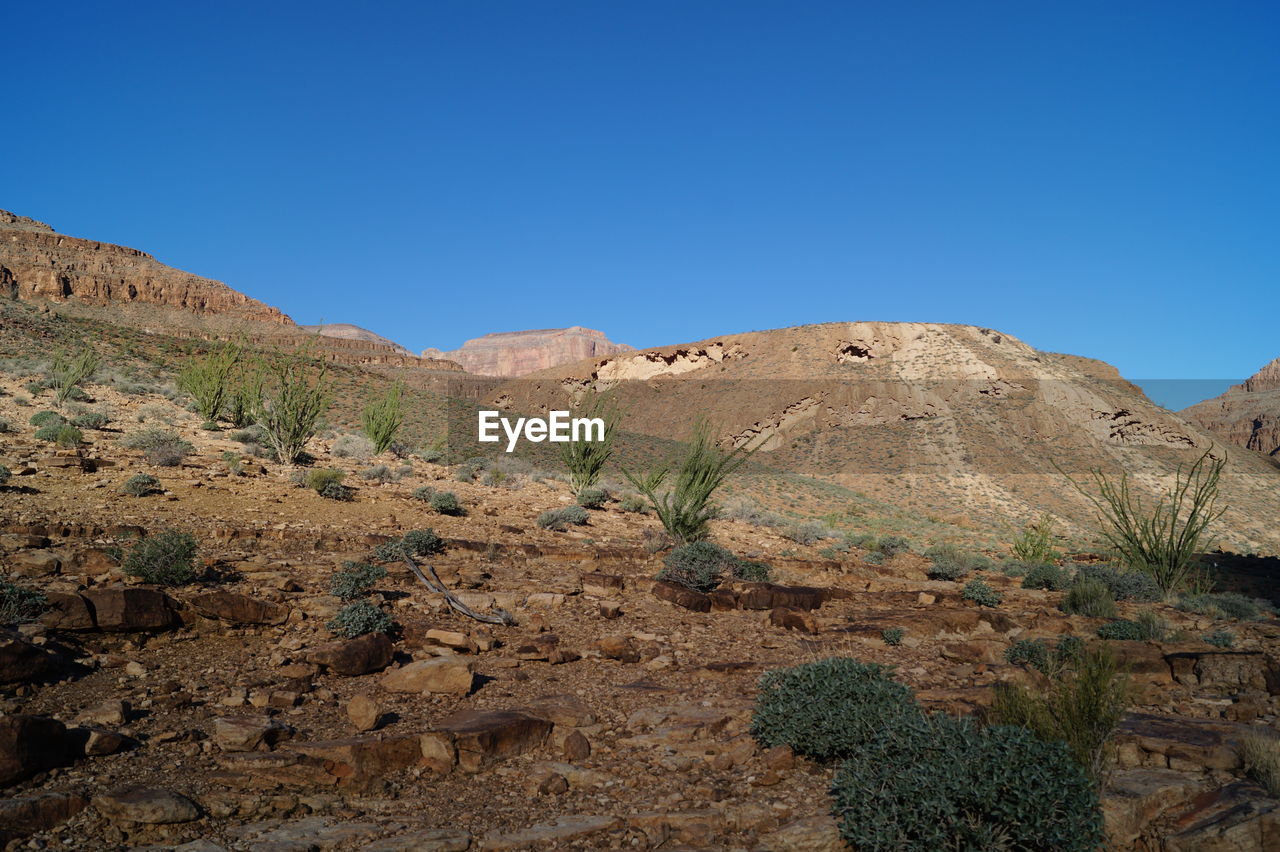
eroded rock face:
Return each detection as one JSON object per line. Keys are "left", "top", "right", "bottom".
{"left": 1183, "top": 357, "right": 1280, "bottom": 457}
{"left": 423, "top": 327, "right": 632, "bottom": 377}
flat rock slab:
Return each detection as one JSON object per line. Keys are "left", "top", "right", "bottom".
{"left": 92, "top": 787, "right": 200, "bottom": 824}
{"left": 187, "top": 591, "right": 290, "bottom": 626}
{"left": 381, "top": 657, "right": 473, "bottom": 695}
{"left": 1103, "top": 768, "right": 1204, "bottom": 849}
{"left": 0, "top": 792, "right": 88, "bottom": 846}
{"left": 304, "top": 632, "right": 393, "bottom": 676}
{"left": 292, "top": 733, "right": 427, "bottom": 781}
{"left": 478, "top": 814, "right": 623, "bottom": 850}
{"left": 363, "top": 828, "right": 473, "bottom": 852}
{"left": 225, "top": 815, "right": 389, "bottom": 850}
{"left": 1164, "top": 781, "right": 1280, "bottom": 851}
{"left": 438, "top": 709, "right": 553, "bottom": 773}
{"left": 81, "top": 587, "right": 180, "bottom": 632}
{"left": 1116, "top": 713, "right": 1252, "bottom": 772}
{"left": 0, "top": 633, "right": 56, "bottom": 684}
{"left": 0, "top": 714, "right": 74, "bottom": 787}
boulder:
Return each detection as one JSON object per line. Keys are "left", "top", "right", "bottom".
{"left": 768, "top": 607, "right": 819, "bottom": 634}
{"left": 437, "top": 709, "right": 553, "bottom": 773}
{"left": 652, "top": 580, "right": 711, "bottom": 612}
{"left": 92, "top": 787, "right": 200, "bottom": 824}
{"left": 0, "top": 633, "right": 55, "bottom": 684}
{"left": 598, "top": 635, "right": 641, "bottom": 663}
{"left": 187, "top": 591, "right": 289, "bottom": 626}
{"left": 39, "top": 592, "right": 95, "bottom": 630}
{"left": 304, "top": 632, "right": 393, "bottom": 676}
{"left": 381, "top": 657, "right": 473, "bottom": 695}
{"left": 212, "top": 716, "right": 293, "bottom": 752}
{"left": 81, "top": 587, "right": 179, "bottom": 632}
{"left": 0, "top": 793, "right": 88, "bottom": 847}
{"left": 0, "top": 715, "right": 76, "bottom": 787}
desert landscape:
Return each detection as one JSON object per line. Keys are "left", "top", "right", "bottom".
{"left": 0, "top": 207, "right": 1278, "bottom": 851}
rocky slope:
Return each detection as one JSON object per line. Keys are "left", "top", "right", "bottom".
{"left": 301, "top": 324, "right": 413, "bottom": 355}
{"left": 0, "top": 210, "right": 290, "bottom": 326}
{"left": 424, "top": 327, "right": 632, "bottom": 377}
{"left": 489, "top": 322, "right": 1280, "bottom": 553}
{"left": 1183, "top": 358, "right": 1280, "bottom": 458}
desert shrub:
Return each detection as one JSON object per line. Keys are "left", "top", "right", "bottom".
{"left": 925, "top": 543, "right": 990, "bottom": 581}
{"left": 1000, "top": 559, "right": 1038, "bottom": 578}
{"left": 536, "top": 505, "right": 590, "bottom": 531}
{"left": 1022, "top": 563, "right": 1071, "bottom": 591}
{"left": 576, "top": 486, "right": 608, "bottom": 509}
{"left": 0, "top": 464, "right": 10, "bottom": 486}
{"left": 1062, "top": 449, "right": 1224, "bottom": 595}
{"left": 882, "top": 627, "right": 905, "bottom": 646}
{"left": 177, "top": 343, "right": 241, "bottom": 421}
{"left": 29, "top": 410, "right": 66, "bottom": 428}
{"left": 200, "top": 420, "right": 221, "bottom": 431}
{"left": 121, "top": 529, "right": 198, "bottom": 586}
{"left": 0, "top": 579, "right": 49, "bottom": 625}
{"left": 373, "top": 529, "right": 445, "bottom": 563}
{"left": 121, "top": 473, "right": 163, "bottom": 497}
{"left": 875, "top": 535, "right": 911, "bottom": 557}
{"left": 1204, "top": 629, "right": 1235, "bottom": 648}
{"left": 24, "top": 381, "right": 46, "bottom": 397}
{"left": 863, "top": 551, "right": 885, "bottom": 565}
{"left": 1072, "top": 563, "right": 1162, "bottom": 603}
{"left": 244, "top": 347, "right": 331, "bottom": 464}
{"left": 618, "top": 494, "right": 649, "bottom": 514}
{"left": 1011, "top": 513, "right": 1059, "bottom": 564}
{"left": 1241, "top": 734, "right": 1280, "bottom": 797}
{"left": 230, "top": 425, "right": 269, "bottom": 445}
{"left": 641, "top": 528, "right": 673, "bottom": 554}
{"left": 722, "top": 497, "right": 782, "bottom": 527}
{"left": 412, "top": 485, "right": 435, "bottom": 501}
{"left": 122, "top": 428, "right": 192, "bottom": 452}
{"left": 418, "top": 441, "right": 446, "bottom": 463}
{"left": 1005, "top": 636, "right": 1084, "bottom": 678}
{"left": 844, "top": 532, "right": 878, "bottom": 550}
{"left": 361, "top": 383, "right": 404, "bottom": 455}
{"left": 455, "top": 457, "right": 487, "bottom": 483}
{"left": 624, "top": 420, "right": 755, "bottom": 544}
{"left": 32, "top": 423, "right": 63, "bottom": 443}
{"left": 1097, "top": 610, "right": 1167, "bottom": 641}
{"left": 70, "top": 411, "right": 110, "bottom": 429}
{"left": 658, "top": 541, "right": 770, "bottom": 591}
{"left": 34, "top": 423, "right": 83, "bottom": 447}
{"left": 993, "top": 645, "right": 1131, "bottom": 785}
{"left": 51, "top": 347, "right": 100, "bottom": 406}
{"left": 222, "top": 452, "right": 245, "bottom": 476}
{"left": 733, "top": 558, "right": 772, "bottom": 582}
{"left": 961, "top": 578, "right": 1002, "bottom": 607}
{"left": 1176, "top": 592, "right": 1270, "bottom": 621}
{"left": 145, "top": 439, "right": 190, "bottom": 466}
{"left": 359, "top": 464, "right": 394, "bottom": 484}
{"left": 831, "top": 712, "right": 1104, "bottom": 851}
{"left": 428, "top": 491, "right": 463, "bottom": 515}
{"left": 782, "top": 520, "right": 834, "bottom": 546}
{"left": 560, "top": 390, "right": 619, "bottom": 498}
{"left": 330, "top": 561, "right": 387, "bottom": 601}
{"left": 327, "top": 600, "right": 392, "bottom": 637}
{"left": 332, "top": 433, "right": 374, "bottom": 459}
{"left": 1062, "top": 575, "right": 1118, "bottom": 618}
{"left": 751, "top": 657, "right": 920, "bottom": 760}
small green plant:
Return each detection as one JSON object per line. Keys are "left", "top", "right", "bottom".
{"left": 361, "top": 382, "right": 404, "bottom": 455}
{"left": 1203, "top": 629, "right": 1235, "bottom": 648}
{"left": 121, "top": 473, "right": 163, "bottom": 497}
{"left": 1072, "top": 563, "right": 1162, "bottom": 603}
{"left": 1011, "top": 513, "right": 1059, "bottom": 563}
{"left": 1000, "top": 559, "right": 1037, "bottom": 577}
{"left": 0, "top": 579, "right": 49, "bottom": 625}
{"left": 121, "top": 529, "right": 198, "bottom": 585}
{"left": 1060, "top": 448, "right": 1225, "bottom": 595}
{"left": 782, "top": 520, "right": 834, "bottom": 546}
{"left": 177, "top": 342, "right": 241, "bottom": 421}
{"left": 1022, "top": 563, "right": 1071, "bottom": 591}
{"left": 576, "top": 486, "right": 609, "bottom": 509}
{"left": 1005, "top": 636, "right": 1083, "bottom": 678}
{"left": 428, "top": 491, "right": 463, "bottom": 515}
{"left": 992, "top": 645, "right": 1132, "bottom": 785}
{"left": 1062, "top": 575, "right": 1117, "bottom": 618}
{"left": 0, "top": 464, "right": 10, "bottom": 486}
{"left": 1096, "top": 609, "right": 1167, "bottom": 641}
{"left": 875, "top": 535, "right": 910, "bottom": 557}
{"left": 327, "top": 600, "right": 393, "bottom": 637}
{"left": 536, "top": 505, "right": 590, "bottom": 531}
{"left": 306, "top": 468, "right": 349, "bottom": 499}
{"left": 29, "top": 410, "right": 66, "bottom": 428}
{"left": 657, "top": 541, "right": 771, "bottom": 591}
{"left": 618, "top": 494, "right": 649, "bottom": 513}
{"left": 925, "top": 543, "right": 991, "bottom": 580}
{"left": 222, "top": 451, "right": 245, "bottom": 476}
{"left": 624, "top": 420, "right": 755, "bottom": 544}
{"left": 54, "top": 424, "right": 85, "bottom": 447}
{"left": 330, "top": 561, "right": 387, "bottom": 601}
{"left": 862, "top": 550, "right": 885, "bottom": 565}
{"left": 1240, "top": 734, "right": 1280, "bottom": 797}
{"left": 333, "top": 432, "right": 374, "bottom": 459}
{"left": 70, "top": 411, "right": 110, "bottom": 429}
{"left": 961, "top": 578, "right": 1002, "bottom": 607}
{"left": 412, "top": 485, "right": 435, "bottom": 501}
{"left": 1176, "top": 592, "right": 1270, "bottom": 621}
{"left": 51, "top": 347, "right": 99, "bottom": 406}
{"left": 359, "top": 464, "right": 394, "bottom": 484}
{"left": 831, "top": 712, "right": 1105, "bottom": 851}
{"left": 372, "top": 529, "right": 445, "bottom": 562}
{"left": 560, "top": 390, "right": 619, "bottom": 499}
{"left": 882, "top": 627, "right": 905, "bottom": 646}
{"left": 751, "top": 657, "right": 920, "bottom": 760}
{"left": 244, "top": 346, "right": 332, "bottom": 464}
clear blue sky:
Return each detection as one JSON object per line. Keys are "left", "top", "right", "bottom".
{"left": 3, "top": 2, "right": 1276, "bottom": 407}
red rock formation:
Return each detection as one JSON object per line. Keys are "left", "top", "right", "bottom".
{"left": 0, "top": 209, "right": 290, "bottom": 324}
{"left": 424, "top": 327, "right": 632, "bottom": 377}
{"left": 1182, "top": 358, "right": 1280, "bottom": 456}
{"left": 301, "top": 323, "right": 412, "bottom": 355}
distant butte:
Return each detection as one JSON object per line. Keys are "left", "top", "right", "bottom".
{"left": 424, "top": 327, "right": 633, "bottom": 377}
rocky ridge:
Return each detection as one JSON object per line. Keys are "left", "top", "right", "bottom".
{"left": 1183, "top": 358, "right": 1280, "bottom": 458}
{"left": 424, "top": 327, "right": 633, "bottom": 377}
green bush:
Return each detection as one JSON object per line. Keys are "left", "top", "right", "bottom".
{"left": 1062, "top": 576, "right": 1117, "bottom": 618}
{"left": 732, "top": 557, "right": 772, "bottom": 583}
{"left": 71, "top": 411, "right": 110, "bottom": 429}
{"left": 121, "top": 473, "right": 162, "bottom": 497}
{"left": 576, "top": 486, "right": 609, "bottom": 509}
{"left": 1004, "top": 636, "right": 1083, "bottom": 678}
{"left": 306, "top": 468, "right": 348, "bottom": 499}
{"left": 428, "top": 491, "right": 463, "bottom": 515}
{"left": 845, "top": 532, "right": 878, "bottom": 550}
{"left": 51, "top": 347, "right": 99, "bottom": 406}
{"left": 961, "top": 578, "right": 1002, "bottom": 607}
{"left": 0, "top": 579, "right": 49, "bottom": 625}
{"left": 618, "top": 494, "right": 648, "bottom": 513}
{"left": 831, "top": 713, "right": 1104, "bottom": 851}
{"left": 1011, "top": 513, "right": 1059, "bottom": 564}
{"left": 751, "top": 657, "right": 919, "bottom": 760}
{"left": 359, "top": 464, "right": 393, "bottom": 484}
{"left": 1073, "top": 563, "right": 1162, "bottom": 603}
{"left": 412, "top": 485, "right": 435, "bottom": 501}
{"left": 560, "top": 390, "right": 619, "bottom": 498}
{"left": 230, "top": 425, "right": 269, "bottom": 445}
{"left": 361, "top": 383, "right": 404, "bottom": 455}
{"left": 1097, "top": 610, "right": 1167, "bottom": 641}
{"left": 881, "top": 627, "right": 905, "bottom": 646}
{"left": 177, "top": 343, "right": 241, "bottom": 421}
{"left": 925, "top": 543, "right": 991, "bottom": 580}
{"left": 875, "top": 535, "right": 910, "bottom": 557}
{"left": 245, "top": 347, "right": 332, "bottom": 464}
{"left": 1022, "top": 563, "right": 1070, "bottom": 591}
{"left": 1204, "top": 629, "right": 1235, "bottom": 648}
{"left": 658, "top": 541, "right": 770, "bottom": 592}
{"left": 53, "top": 424, "right": 84, "bottom": 447}
{"left": 327, "top": 600, "right": 393, "bottom": 637}
{"left": 121, "top": 529, "right": 198, "bottom": 585}
{"left": 536, "top": 505, "right": 590, "bottom": 531}
{"left": 330, "top": 561, "right": 387, "bottom": 601}
{"left": 992, "top": 645, "right": 1131, "bottom": 785}
{"left": 1176, "top": 592, "right": 1270, "bottom": 621}
{"left": 783, "top": 520, "right": 834, "bottom": 546}
{"left": 0, "top": 464, "right": 10, "bottom": 486}
{"left": 1000, "top": 559, "right": 1039, "bottom": 578}
{"left": 122, "top": 429, "right": 194, "bottom": 466}
{"left": 373, "top": 529, "right": 446, "bottom": 563}
{"left": 29, "top": 410, "right": 66, "bottom": 428}
{"left": 862, "top": 551, "right": 885, "bottom": 565}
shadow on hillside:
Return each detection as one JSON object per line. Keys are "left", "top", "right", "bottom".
{"left": 1208, "top": 552, "right": 1280, "bottom": 608}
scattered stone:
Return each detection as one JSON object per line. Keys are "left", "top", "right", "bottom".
{"left": 304, "top": 632, "right": 394, "bottom": 676}
{"left": 187, "top": 591, "right": 290, "bottom": 626}
{"left": 598, "top": 635, "right": 641, "bottom": 663}
{"left": 212, "top": 716, "right": 293, "bottom": 752}
{"left": 363, "top": 828, "right": 473, "bottom": 852}
{"left": 478, "top": 814, "right": 622, "bottom": 850}
{"left": 563, "top": 730, "right": 591, "bottom": 761}
{"left": 81, "top": 587, "right": 180, "bottom": 632}
{"left": 0, "top": 793, "right": 89, "bottom": 847}
{"left": 0, "top": 632, "right": 55, "bottom": 684}
{"left": 347, "top": 694, "right": 383, "bottom": 732}
{"left": 423, "top": 628, "right": 477, "bottom": 654}
{"left": 437, "top": 709, "right": 553, "bottom": 773}
{"left": 381, "top": 657, "right": 474, "bottom": 695}
{"left": 599, "top": 601, "right": 623, "bottom": 619}
{"left": 0, "top": 715, "right": 75, "bottom": 787}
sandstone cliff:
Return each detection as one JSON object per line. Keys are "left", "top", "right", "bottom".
{"left": 1182, "top": 358, "right": 1280, "bottom": 457}
{"left": 423, "top": 327, "right": 632, "bottom": 377}
{"left": 301, "top": 323, "right": 413, "bottom": 355}
{"left": 0, "top": 209, "right": 290, "bottom": 325}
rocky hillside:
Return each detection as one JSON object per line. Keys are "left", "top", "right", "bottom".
{"left": 1183, "top": 358, "right": 1280, "bottom": 458}
{"left": 490, "top": 322, "right": 1280, "bottom": 554}
{"left": 424, "top": 327, "right": 632, "bottom": 377}
{"left": 301, "top": 324, "right": 413, "bottom": 355}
